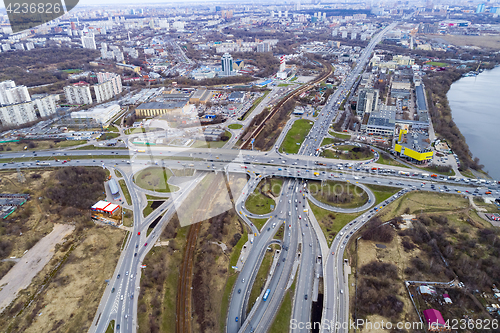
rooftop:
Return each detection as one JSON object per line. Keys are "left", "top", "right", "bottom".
{"left": 136, "top": 101, "right": 187, "bottom": 110}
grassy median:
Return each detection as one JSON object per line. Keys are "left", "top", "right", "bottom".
{"left": 279, "top": 119, "right": 314, "bottom": 154}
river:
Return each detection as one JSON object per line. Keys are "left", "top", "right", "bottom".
{"left": 447, "top": 66, "right": 500, "bottom": 180}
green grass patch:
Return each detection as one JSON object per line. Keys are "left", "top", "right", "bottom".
{"left": 229, "top": 232, "right": 248, "bottom": 267}
{"left": 308, "top": 180, "right": 368, "bottom": 209}
{"left": 245, "top": 179, "right": 279, "bottom": 215}
{"left": 107, "top": 125, "right": 119, "bottom": 132}
{"left": 134, "top": 167, "right": 179, "bottom": 193}
{"left": 308, "top": 199, "right": 362, "bottom": 246}
{"left": 426, "top": 61, "right": 448, "bottom": 67}
{"left": 105, "top": 320, "right": 115, "bottom": 333}
{"left": 122, "top": 208, "right": 133, "bottom": 227}
{"left": 248, "top": 217, "right": 269, "bottom": 231}
{"left": 279, "top": 119, "right": 314, "bottom": 154}
{"left": 290, "top": 76, "right": 298, "bottom": 82}
{"left": 321, "top": 137, "right": 343, "bottom": 146}
{"left": 222, "top": 230, "right": 249, "bottom": 332}
{"left": 247, "top": 249, "right": 274, "bottom": 314}
{"left": 278, "top": 83, "right": 292, "bottom": 87}
{"left": 364, "top": 184, "right": 401, "bottom": 205}
{"left": 460, "top": 169, "right": 476, "bottom": 179}
{"left": 376, "top": 152, "right": 411, "bottom": 168}
{"left": 228, "top": 123, "right": 243, "bottom": 130}
{"left": 268, "top": 286, "right": 293, "bottom": 333}
{"left": 146, "top": 194, "right": 166, "bottom": 200}
{"left": 114, "top": 169, "right": 122, "bottom": 178}
{"left": 321, "top": 145, "right": 373, "bottom": 160}
{"left": 98, "top": 132, "right": 120, "bottom": 141}
{"left": 419, "top": 165, "right": 455, "bottom": 176}
{"left": 118, "top": 179, "right": 132, "bottom": 205}
{"left": 143, "top": 200, "right": 165, "bottom": 217}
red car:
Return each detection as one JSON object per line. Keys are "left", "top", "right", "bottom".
{"left": 144, "top": 243, "right": 148, "bottom": 246}
{"left": 138, "top": 232, "right": 141, "bottom": 235}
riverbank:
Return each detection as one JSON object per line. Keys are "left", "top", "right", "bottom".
{"left": 447, "top": 66, "right": 500, "bottom": 180}
{"left": 423, "top": 67, "right": 489, "bottom": 177}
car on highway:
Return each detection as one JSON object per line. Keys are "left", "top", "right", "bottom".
{"left": 235, "top": 317, "right": 238, "bottom": 322}
{"left": 238, "top": 289, "right": 241, "bottom": 294}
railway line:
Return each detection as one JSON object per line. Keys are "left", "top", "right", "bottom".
{"left": 241, "top": 62, "right": 333, "bottom": 150}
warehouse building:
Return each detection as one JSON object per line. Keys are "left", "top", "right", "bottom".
{"left": 135, "top": 101, "right": 191, "bottom": 117}
{"left": 189, "top": 89, "right": 213, "bottom": 104}
{"left": 70, "top": 104, "right": 121, "bottom": 125}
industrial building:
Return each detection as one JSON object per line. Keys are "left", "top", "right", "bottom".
{"left": 70, "top": 104, "right": 121, "bottom": 124}
{"left": 135, "top": 101, "right": 190, "bottom": 117}
{"left": 189, "top": 89, "right": 213, "bottom": 104}
{"left": 394, "top": 128, "right": 433, "bottom": 163}
{"left": 415, "top": 84, "right": 429, "bottom": 122}
{"left": 108, "top": 179, "right": 120, "bottom": 196}
{"left": 362, "top": 106, "right": 396, "bottom": 136}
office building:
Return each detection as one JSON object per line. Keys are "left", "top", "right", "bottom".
{"left": 81, "top": 34, "right": 96, "bottom": 49}
{"left": 0, "top": 101, "right": 37, "bottom": 126}
{"left": 220, "top": 53, "right": 234, "bottom": 77}
{"left": 356, "top": 88, "right": 379, "bottom": 117}
{"left": 476, "top": 3, "right": 485, "bottom": 13}
{"left": 64, "top": 84, "right": 93, "bottom": 105}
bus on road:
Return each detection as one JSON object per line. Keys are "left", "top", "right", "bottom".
{"left": 263, "top": 289, "right": 271, "bottom": 301}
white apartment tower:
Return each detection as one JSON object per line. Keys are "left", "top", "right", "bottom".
{"left": 4, "top": 86, "right": 31, "bottom": 105}
{"left": 0, "top": 102, "right": 37, "bottom": 126}
{"left": 64, "top": 84, "right": 93, "bottom": 105}
{"left": 34, "top": 95, "right": 58, "bottom": 118}
{"left": 94, "top": 73, "right": 122, "bottom": 103}
{"left": 0, "top": 80, "right": 16, "bottom": 106}
{"left": 81, "top": 34, "right": 97, "bottom": 49}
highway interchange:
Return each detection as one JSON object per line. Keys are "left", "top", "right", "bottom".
{"left": 2, "top": 19, "right": 498, "bottom": 333}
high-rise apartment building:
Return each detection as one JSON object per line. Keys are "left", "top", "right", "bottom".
{"left": 476, "top": 3, "right": 485, "bottom": 13}
{"left": 0, "top": 102, "right": 37, "bottom": 126}
{"left": 3, "top": 85, "right": 31, "bottom": 105}
{"left": 81, "top": 34, "right": 97, "bottom": 49}
{"left": 0, "top": 80, "right": 16, "bottom": 106}
{"left": 97, "top": 73, "right": 123, "bottom": 96}
{"left": 34, "top": 95, "right": 58, "bottom": 118}
{"left": 221, "top": 53, "right": 234, "bottom": 77}
{"left": 64, "top": 84, "right": 93, "bottom": 105}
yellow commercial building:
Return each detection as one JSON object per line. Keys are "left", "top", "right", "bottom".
{"left": 394, "top": 129, "right": 433, "bottom": 163}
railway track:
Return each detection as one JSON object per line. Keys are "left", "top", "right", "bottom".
{"left": 176, "top": 222, "right": 201, "bottom": 333}
{"left": 175, "top": 175, "right": 223, "bottom": 333}
{"left": 241, "top": 63, "right": 333, "bottom": 150}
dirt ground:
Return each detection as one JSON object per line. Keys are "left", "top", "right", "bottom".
{"left": 0, "top": 223, "right": 74, "bottom": 313}
{"left": 22, "top": 226, "right": 124, "bottom": 333}
{"left": 426, "top": 34, "right": 500, "bottom": 50}
{"left": 0, "top": 168, "right": 124, "bottom": 333}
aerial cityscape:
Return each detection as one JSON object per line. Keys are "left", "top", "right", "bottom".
{"left": 0, "top": 1, "right": 500, "bottom": 333}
